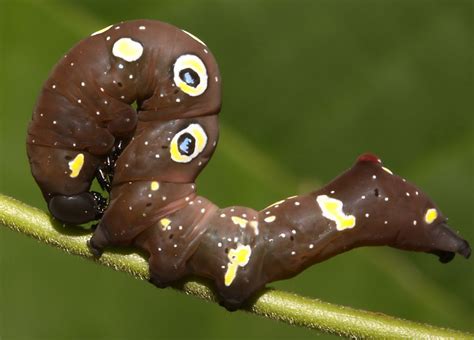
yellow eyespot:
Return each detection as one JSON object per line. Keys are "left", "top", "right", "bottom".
{"left": 424, "top": 208, "right": 438, "bottom": 224}
{"left": 173, "top": 54, "right": 208, "bottom": 96}
{"left": 170, "top": 124, "right": 207, "bottom": 163}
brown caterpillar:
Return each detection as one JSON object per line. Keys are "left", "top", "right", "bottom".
{"left": 26, "top": 19, "right": 470, "bottom": 311}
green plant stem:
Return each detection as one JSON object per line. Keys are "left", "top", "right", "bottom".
{"left": 0, "top": 194, "right": 471, "bottom": 338}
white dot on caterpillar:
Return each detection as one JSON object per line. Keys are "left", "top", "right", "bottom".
{"left": 197, "top": 199, "right": 202, "bottom": 204}
{"left": 220, "top": 213, "right": 226, "bottom": 218}
{"left": 147, "top": 194, "right": 152, "bottom": 198}
{"left": 72, "top": 143, "right": 76, "bottom": 147}
{"left": 139, "top": 25, "right": 146, "bottom": 30}
{"left": 106, "top": 36, "right": 111, "bottom": 41}
{"left": 227, "top": 238, "right": 232, "bottom": 242}
{"left": 265, "top": 216, "right": 276, "bottom": 223}
{"left": 361, "top": 195, "right": 366, "bottom": 199}
{"left": 201, "top": 208, "right": 206, "bottom": 214}
{"left": 265, "top": 211, "right": 271, "bottom": 215}
{"left": 155, "top": 154, "right": 160, "bottom": 158}
{"left": 309, "top": 244, "right": 314, "bottom": 249}
{"left": 234, "top": 237, "right": 238, "bottom": 243}
{"left": 279, "top": 233, "right": 286, "bottom": 238}
{"left": 173, "top": 244, "right": 178, "bottom": 248}
{"left": 158, "top": 247, "right": 162, "bottom": 252}
{"left": 144, "top": 141, "right": 149, "bottom": 145}
{"left": 129, "top": 74, "right": 133, "bottom": 79}
{"left": 77, "top": 99, "right": 82, "bottom": 103}
{"left": 120, "top": 95, "right": 125, "bottom": 99}
{"left": 70, "top": 62, "right": 74, "bottom": 66}
{"left": 100, "top": 87, "right": 105, "bottom": 92}
{"left": 242, "top": 213, "right": 247, "bottom": 218}
{"left": 53, "top": 120, "right": 57, "bottom": 124}
{"left": 365, "top": 213, "right": 370, "bottom": 218}
{"left": 118, "top": 64, "right": 124, "bottom": 69}
{"left": 330, "top": 190, "right": 335, "bottom": 194}
{"left": 384, "top": 197, "right": 389, "bottom": 202}
{"left": 142, "top": 213, "right": 147, "bottom": 217}
{"left": 291, "top": 251, "right": 296, "bottom": 256}
{"left": 167, "top": 226, "right": 171, "bottom": 231}
{"left": 415, "top": 191, "right": 419, "bottom": 195}
{"left": 230, "top": 208, "right": 235, "bottom": 212}
{"left": 269, "top": 239, "right": 274, "bottom": 242}
{"left": 198, "top": 161, "right": 203, "bottom": 166}
{"left": 406, "top": 192, "right": 410, "bottom": 197}
{"left": 125, "top": 163, "right": 129, "bottom": 167}
{"left": 204, "top": 49, "right": 208, "bottom": 54}
{"left": 294, "top": 201, "right": 300, "bottom": 206}
{"left": 372, "top": 175, "right": 377, "bottom": 179}
{"left": 215, "top": 76, "right": 218, "bottom": 82}
{"left": 160, "top": 93, "right": 164, "bottom": 97}
{"left": 115, "top": 26, "right": 120, "bottom": 30}
{"left": 291, "top": 229, "right": 296, "bottom": 234}
{"left": 52, "top": 84, "right": 56, "bottom": 89}
{"left": 162, "top": 196, "right": 167, "bottom": 201}
{"left": 104, "top": 100, "right": 108, "bottom": 104}
{"left": 413, "top": 220, "right": 417, "bottom": 226}
{"left": 384, "top": 221, "right": 388, "bottom": 224}
{"left": 81, "top": 81, "right": 85, "bottom": 87}
{"left": 96, "top": 111, "right": 100, "bottom": 115}
{"left": 128, "top": 206, "right": 132, "bottom": 210}
{"left": 178, "top": 225, "right": 183, "bottom": 230}
{"left": 176, "top": 98, "right": 181, "bottom": 103}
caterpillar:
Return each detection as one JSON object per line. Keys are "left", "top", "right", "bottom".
{"left": 26, "top": 19, "right": 471, "bottom": 311}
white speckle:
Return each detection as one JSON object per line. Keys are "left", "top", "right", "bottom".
{"left": 269, "top": 239, "right": 274, "bottom": 242}
{"left": 361, "top": 195, "right": 366, "bottom": 199}
{"left": 148, "top": 194, "right": 152, "bottom": 198}
{"left": 100, "top": 87, "right": 105, "bottom": 92}
{"left": 53, "top": 120, "right": 57, "bottom": 124}
{"left": 197, "top": 200, "right": 202, "bottom": 204}
{"left": 227, "top": 238, "right": 232, "bottom": 242}
{"left": 309, "top": 244, "right": 314, "bottom": 249}
{"left": 115, "top": 26, "right": 120, "bottom": 30}
{"left": 230, "top": 208, "right": 235, "bottom": 212}
{"left": 217, "top": 242, "right": 222, "bottom": 248}
{"left": 384, "top": 197, "right": 389, "bottom": 202}
{"left": 176, "top": 98, "right": 181, "bottom": 103}
{"left": 125, "top": 163, "right": 129, "bottom": 167}
{"left": 81, "top": 82, "right": 85, "bottom": 87}
{"left": 106, "top": 36, "right": 111, "bottom": 41}
{"left": 415, "top": 191, "right": 419, "bottom": 196}
{"left": 264, "top": 216, "right": 276, "bottom": 223}
{"left": 215, "top": 76, "right": 218, "bottom": 82}
{"left": 162, "top": 196, "right": 167, "bottom": 201}
{"left": 104, "top": 100, "right": 108, "bottom": 104}
{"left": 129, "top": 74, "right": 133, "bottom": 79}
{"left": 372, "top": 175, "right": 377, "bottom": 179}
{"left": 139, "top": 25, "right": 146, "bottom": 30}
{"left": 204, "top": 49, "right": 208, "bottom": 54}
{"left": 198, "top": 161, "right": 202, "bottom": 166}
{"left": 178, "top": 226, "right": 183, "bottom": 230}
{"left": 384, "top": 221, "right": 388, "bottom": 224}
{"left": 52, "top": 84, "right": 56, "bottom": 89}
{"left": 221, "top": 265, "right": 226, "bottom": 269}
{"left": 330, "top": 190, "right": 335, "bottom": 194}
{"left": 189, "top": 201, "right": 194, "bottom": 205}
{"left": 96, "top": 111, "right": 100, "bottom": 115}
{"left": 70, "top": 62, "right": 74, "bottom": 66}
{"left": 173, "top": 244, "right": 178, "bottom": 248}
{"left": 402, "top": 178, "right": 406, "bottom": 182}
{"left": 279, "top": 233, "right": 286, "bottom": 238}
{"left": 406, "top": 192, "right": 410, "bottom": 197}
{"left": 40, "top": 113, "right": 44, "bottom": 117}
{"left": 77, "top": 99, "right": 82, "bottom": 103}
{"left": 118, "top": 64, "right": 124, "bottom": 69}
{"left": 295, "top": 201, "right": 300, "bottom": 206}
{"left": 234, "top": 237, "right": 238, "bottom": 243}
{"left": 142, "top": 213, "right": 147, "bottom": 217}
{"left": 72, "top": 143, "right": 76, "bottom": 147}
{"left": 201, "top": 208, "right": 206, "bottom": 214}
{"left": 144, "top": 141, "right": 149, "bottom": 145}
{"left": 291, "top": 251, "right": 296, "bottom": 255}
{"left": 413, "top": 220, "right": 417, "bottom": 226}
{"left": 158, "top": 247, "right": 162, "bottom": 252}
{"left": 291, "top": 229, "right": 296, "bottom": 234}
{"left": 160, "top": 93, "right": 164, "bottom": 97}
{"left": 120, "top": 95, "right": 125, "bottom": 99}
{"left": 365, "top": 213, "right": 370, "bottom": 218}
{"left": 242, "top": 213, "right": 247, "bottom": 218}
{"left": 155, "top": 154, "right": 160, "bottom": 158}
{"left": 220, "top": 213, "right": 226, "bottom": 218}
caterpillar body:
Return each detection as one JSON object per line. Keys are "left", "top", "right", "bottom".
{"left": 26, "top": 19, "right": 470, "bottom": 311}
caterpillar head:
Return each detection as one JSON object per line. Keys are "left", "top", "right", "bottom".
{"left": 327, "top": 153, "right": 471, "bottom": 263}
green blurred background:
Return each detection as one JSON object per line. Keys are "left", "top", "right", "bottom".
{"left": 1, "top": 0, "right": 473, "bottom": 338}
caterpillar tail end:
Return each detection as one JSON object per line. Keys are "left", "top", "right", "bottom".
{"left": 429, "top": 223, "right": 471, "bottom": 263}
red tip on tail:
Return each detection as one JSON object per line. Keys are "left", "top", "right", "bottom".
{"left": 357, "top": 153, "right": 382, "bottom": 164}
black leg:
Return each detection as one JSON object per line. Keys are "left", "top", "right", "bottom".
{"left": 49, "top": 191, "right": 107, "bottom": 225}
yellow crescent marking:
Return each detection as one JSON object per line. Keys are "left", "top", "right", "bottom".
{"left": 231, "top": 216, "right": 248, "bottom": 228}
{"left": 150, "top": 181, "right": 160, "bottom": 191}
{"left": 112, "top": 37, "right": 144, "bottom": 62}
{"left": 316, "top": 195, "right": 356, "bottom": 231}
{"left": 424, "top": 208, "right": 438, "bottom": 224}
{"left": 160, "top": 218, "right": 171, "bottom": 230}
{"left": 91, "top": 25, "right": 113, "bottom": 36}
{"left": 224, "top": 244, "right": 252, "bottom": 286}
{"left": 68, "top": 153, "right": 84, "bottom": 178}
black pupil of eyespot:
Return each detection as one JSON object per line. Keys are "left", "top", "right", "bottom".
{"left": 178, "top": 133, "right": 196, "bottom": 156}
{"left": 179, "top": 68, "right": 200, "bottom": 87}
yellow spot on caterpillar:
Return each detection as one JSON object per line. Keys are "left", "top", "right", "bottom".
{"left": 150, "top": 181, "right": 159, "bottom": 191}
{"left": 112, "top": 37, "right": 144, "bottom": 62}
{"left": 231, "top": 216, "right": 248, "bottom": 228}
{"left": 224, "top": 244, "right": 252, "bottom": 286}
{"left": 424, "top": 208, "right": 438, "bottom": 224}
{"left": 68, "top": 153, "right": 84, "bottom": 178}
{"left": 382, "top": 166, "right": 393, "bottom": 175}
{"left": 264, "top": 216, "right": 276, "bottom": 223}
{"left": 316, "top": 195, "right": 356, "bottom": 231}
{"left": 91, "top": 25, "right": 112, "bottom": 36}
{"left": 249, "top": 221, "right": 259, "bottom": 235}
{"left": 160, "top": 218, "right": 171, "bottom": 230}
